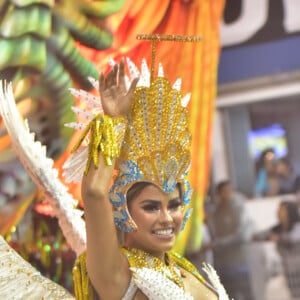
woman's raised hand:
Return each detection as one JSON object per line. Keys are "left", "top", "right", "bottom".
{"left": 99, "top": 59, "right": 139, "bottom": 117}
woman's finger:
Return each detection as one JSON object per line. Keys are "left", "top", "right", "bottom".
{"left": 126, "top": 77, "right": 139, "bottom": 97}
{"left": 118, "top": 58, "right": 126, "bottom": 91}
{"left": 106, "top": 68, "right": 115, "bottom": 88}
{"left": 111, "top": 64, "right": 118, "bottom": 87}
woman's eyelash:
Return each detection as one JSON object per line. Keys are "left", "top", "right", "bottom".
{"left": 142, "top": 205, "right": 160, "bottom": 211}
{"left": 141, "top": 200, "right": 182, "bottom": 212}
{"left": 168, "top": 202, "right": 182, "bottom": 209}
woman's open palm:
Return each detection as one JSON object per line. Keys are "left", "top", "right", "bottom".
{"left": 99, "top": 59, "right": 139, "bottom": 117}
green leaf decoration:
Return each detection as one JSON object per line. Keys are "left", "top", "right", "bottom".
{"left": 0, "top": 35, "right": 46, "bottom": 71}
{"left": 0, "top": 3, "right": 51, "bottom": 38}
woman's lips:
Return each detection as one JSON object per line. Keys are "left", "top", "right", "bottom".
{"left": 152, "top": 228, "right": 175, "bottom": 239}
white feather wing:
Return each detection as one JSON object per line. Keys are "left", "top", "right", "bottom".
{"left": 0, "top": 81, "right": 86, "bottom": 255}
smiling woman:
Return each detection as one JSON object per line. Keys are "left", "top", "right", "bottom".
{"left": 69, "top": 56, "right": 227, "bottom": 299}
{"left": 125, "top": 183, "right": 183, "bottom": 258}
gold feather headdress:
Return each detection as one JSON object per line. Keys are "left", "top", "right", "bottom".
{"left": 64, "top": 34, "right": 201, "bottom": 231}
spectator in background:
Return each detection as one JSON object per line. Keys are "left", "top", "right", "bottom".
{"left": 254, "top": 201, "right": 300, "bottom": 298}
{"left": 276, "top": 158, "right": 296, "bottom": 195}
{"left": 255, "top": 200, "right": 300, "bottom": 245}
{"left": 255, "top": 148, "right": 278, "bottom": 197}
{"left": 207, "top": 180, "right": 255, "bottom": 300}
{"left": 274, "top": 201, "right": 300, "bottom": 244}
{"left": 266, "top": 174, "right": 279, "bottom": 197}
{"left": 293, "top": 176, "right": 300, "bottom": 213}
{"left": 275, "top": 201, "right": 300, "bottom": 298}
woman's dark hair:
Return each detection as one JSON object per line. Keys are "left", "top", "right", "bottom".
{"left": 256, "top": 148, "right": 275, "bottom": 173}
{"left": 126, "top": 182, "right": 153, "bottom": 208}
{"left": 280, "top": 201, "right": 300, "bottom": 231}
{"left": 126, "top": 182, "right": 183, "bottom": 210}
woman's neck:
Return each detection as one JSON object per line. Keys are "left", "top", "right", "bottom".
{"left": 151, "top": 251, "right": 166, "bottom": 263}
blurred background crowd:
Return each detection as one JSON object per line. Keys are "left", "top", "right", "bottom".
{"left": 188, "top": 180, "right": 300, "bottom": 300}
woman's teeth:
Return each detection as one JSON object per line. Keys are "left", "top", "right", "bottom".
{"left": 153, "top": 229, "right": 173, "bottom": 235}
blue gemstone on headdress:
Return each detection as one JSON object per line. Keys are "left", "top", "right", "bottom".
{"left": 110, "top": 160, "right": 144, "bottom": 193}
{"left": 180, "top": 207, "right": 193, "bottom": 231}
{"left": 163, "top": 177, "right": 177, "bottom": 193}
{"left": 109, "top": 192, "right": 126, "bottom": 207}
{"left": 113, "top": 210, "right": 129, "bottom": 222}
{"left": 183, "top": 180, "right": 192, "bottom": 205}
{"left": 113, "top": 210, "right": 135, "bottom": 232}
{"left": 119, "top": 160, "right": 143, "bottom": 179}
{"left": 117, "top": 223, "right": 135, "bottom": 232}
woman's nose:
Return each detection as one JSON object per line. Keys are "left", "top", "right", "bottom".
{"left": 158, "top": 207, "right": 173, "bottom": 223}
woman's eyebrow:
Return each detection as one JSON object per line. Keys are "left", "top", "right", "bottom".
{"left": 140, "top": 199, "right": 161, "bottom": 205}
{"left": 139, "top": 197, "right": 181, "bottom": 205}
{"left": 169, "top": 197, "right": 182, "bottom": 202}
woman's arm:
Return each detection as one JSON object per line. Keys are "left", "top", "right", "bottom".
{"left": 82, "top": 61, "right": 138, "bottom": 299}
{"left": 83, "top": 156, "right": 130, "bottom": 299}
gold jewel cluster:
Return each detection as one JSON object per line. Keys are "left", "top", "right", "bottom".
{"left": 71, "top": 114, "right": 127, "bottom": 173}
{"left": 118, "top": 77, "right": 191, "bottom": 188}
{"left": 122, "top": 247, "right": 184, "bottom": 288}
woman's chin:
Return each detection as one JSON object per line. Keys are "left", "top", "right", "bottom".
{"left": 151, "top": 240, "right": 175, "bottom": 252}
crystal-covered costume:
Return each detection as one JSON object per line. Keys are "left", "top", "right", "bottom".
{"left": 73, "top": 248, "right": 225, "bottom": 300}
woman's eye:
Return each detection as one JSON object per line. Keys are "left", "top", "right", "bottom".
{"left": 168, "top": 202, "right": 183, "bottom": 211}
{"left": 142, "top": 205, "right": 160, "bottom": 212}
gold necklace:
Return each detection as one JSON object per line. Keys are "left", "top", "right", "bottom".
{"left": 122, "top": 247, "right": 184, "bottom": 288}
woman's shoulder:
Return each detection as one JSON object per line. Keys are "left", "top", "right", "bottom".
{"left": 171, "top": 251, "right": 235, "bottom": 300}
{"left": 169, "top": 251, "right": 206, "bottom": 283}
{"left": 170, "top": 252, "right": 220, "bottom": 300}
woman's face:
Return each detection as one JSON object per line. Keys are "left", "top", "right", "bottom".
{"left": 126, "top": 184, "right": 183, "bottom": 256}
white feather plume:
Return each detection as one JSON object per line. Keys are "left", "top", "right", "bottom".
{"left": 202, "top": 263, "right": 231, "bottom": 300}
{"left": 0, "top": 81, "right": 86, "bottom": 255}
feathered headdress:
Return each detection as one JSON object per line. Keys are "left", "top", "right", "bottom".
{"left": 64, "top": 35, "right": 202, "bottom": 232}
